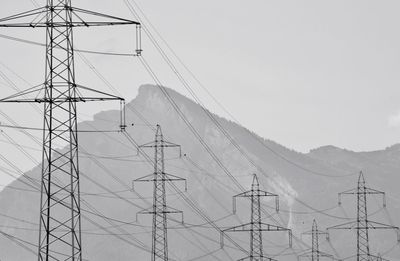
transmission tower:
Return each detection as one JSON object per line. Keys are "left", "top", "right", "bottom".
{"left": 133, "top": 125, "right": 186, "bottom": 261}
{"left": 0, "top": 1, "right": 141, "bottom": 260}
{"left": 299, "top": 219, "right": 332, "bottom": 261}
{"left": 221, "top": 174, "right": 292, "bottom": 261}
{"left": 327, "top": 171, "right": 400, "bottom": 261}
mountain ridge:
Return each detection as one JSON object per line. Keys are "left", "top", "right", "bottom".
{"left": 0, "top": 84, "right": 398, "bottom": 260}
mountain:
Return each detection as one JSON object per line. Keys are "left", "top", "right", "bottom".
{"left": 0, "top": 84, "right": 399, "bottom": 260}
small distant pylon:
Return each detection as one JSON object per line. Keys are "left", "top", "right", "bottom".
{"left": 221, "top": 174, "right": 292, "bottom": 261}
{"left": 327, "top": 171, "right": 400, "bottom": 261}
{"left": 133, "top": 125, "right": 186, "bottom": 261}
{"left": 299, "top": 219, "right": 333, "bottom": 261}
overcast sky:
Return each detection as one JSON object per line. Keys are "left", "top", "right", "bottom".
{"left": 0, "top": 0, "right": 400, "bottom": 168}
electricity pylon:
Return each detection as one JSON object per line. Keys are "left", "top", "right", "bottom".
{"left": 299, "top": 219, "right": 332, "bottom": 261}
{"left": 327, "top": 171, "right": 400, "bottom": 261}
{"left": 0, "top": 1, "right": 141, "bottom": 260}
{"left": 221, "top": 174, "right": 292, "bottom": 261}
{"left": 133, "top": 125, "right": 186, "bottom": 261}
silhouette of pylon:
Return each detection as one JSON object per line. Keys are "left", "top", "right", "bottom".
{"left": 299, "top": 219, "right": 332, "bottom": 261}
{"left": 0, "top": 1, "right": 141, "bottom": 260}
{"left": 221, "top": 174, "right": 292, "bottom": 261}
{"left": 133, "top": 125, "right": 187, "bottom": 261}
{"left": 328, "top": 171, "right": 400, "bottom": 261}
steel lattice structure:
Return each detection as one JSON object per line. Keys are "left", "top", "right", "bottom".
{"left": 328, "top": 171, "right": 400, "bottom": 261}
{"left": 134, "top": 125, "right": 186, "bottom": 261}
{"left": 222, "top": 174, "right": 292, "bottom": 261}
{"left": 299, "top": 220, "right": 332, "bottom": 261}
{"left": 0, "top": 1, "right": 141, "bottom": 260}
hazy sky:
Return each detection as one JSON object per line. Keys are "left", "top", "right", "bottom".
{"left": 0, "top": 0, "right": 400, "bottom": 170}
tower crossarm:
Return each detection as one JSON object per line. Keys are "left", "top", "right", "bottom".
{"left": 234, "top": 190, "right": 278, "bottom": 198}
{"left": 363, "top": 188, "right": 386, "bottom": 207}
{"left": 222, "top": 222, "right": 292, "bottom": 247}
{"left": 302, "top": 230, "right": 328, "bottom": 236}
{"left": 259, "top": 222, "right": 292, "bottom": 233}
{"left": 339, "top": 188, "right": 358, "bottom": 195}
{"left": 138, "top": 141, "right": 181, "bottom": 149}
{"left": 238, "top": 256, "right": 278, "bottom": 261}
{"left": 338, "top": 187, "right": 386, "bottom": 206}
{"left": 0, "top": 83, "right": 125, "bottom": 103}
{"left": 368, "top": 253, "right": 391, "bottom": 261}
{"left": 326, "top": 221, "right": 357, "bottom": 241}
{"left": 366, "top": 220, "right": 400, "bottom": 241}
{"left": 327, "top": 221, "right": 358, "bottom": 231}
{"left": 136, "top": 206, "right": 184, "bottom": 223}
{"left": 338, "top": 188, "right": 358, "bottom": 205}
{"left": 298, "top": 250, "right": 334, "bottom": 259}
{"left": 133, "top": 173, "right": 186, "bottom": 183}
{"left": 233, "top": 190, "right": 279, "bottom": 213}
{"left": 132, "top": 172, "right": 187, "bottom": 191}
{"left": 338, "top": 174, "right": 386, "bottom": 207}
{"left": 367, "top": 220, "right": 399, "bottom": 230}
{"left": 317, "top": 252, "right": 334, "bottom": 259}
{"left": 0, "top": 84, "right": 46, "bottom": 103}
{"left": 223, "top": 222, "right": 253, "bottom": 233}
{"left": 0, "top": 5, "right": 139, "bottom": 28}
{"left": 327, "top": 220, "right": 399, "bottom": 232}
{"left": 223, "top": 222, "right": 290, "bottom": 233}
{"left": 138, "top": 139, "right": 181, "bottom": 156}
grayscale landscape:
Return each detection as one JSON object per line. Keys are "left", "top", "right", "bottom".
{"left": 0, "top": 85, "right": 398, "bottom": 260}
{"left": 0, "top": 1, "right": 399, "bottom": 261}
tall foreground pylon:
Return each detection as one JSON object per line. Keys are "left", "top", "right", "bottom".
{"left": 222, "top": 174, "right": 292, "bottom": 261}
{"left": 134, "top": 125, "right": 186, "bottom": 261}
{"left": 0, "top": 1, "right": 141, "bottom": 260}
{"left": 328, "top": 171, "right": 400, "bottom": 261}
{"left": 299, "top": 220, "right": 332, "bottom": 261}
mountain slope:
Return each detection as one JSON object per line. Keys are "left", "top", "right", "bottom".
{"left": 0, "top": 84, "right": 398, "bottom": 260}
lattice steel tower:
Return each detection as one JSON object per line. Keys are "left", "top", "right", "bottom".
{"left": 134, "top": 125, "right": 186, "bottom": 261}
{"left": 299, "top": 220, "right": 332, "bottom": 261}
{"left": 328, "top": 171, "right": 400, "bottom": 261}
{"left": 222, "top": 174, "right": 292, "bottom": 261}
{"left": 0, "top": 1, "right": 141, "bottom": 260}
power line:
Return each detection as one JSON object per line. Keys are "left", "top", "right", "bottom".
{"left": 0, "top": 74, "right": 192, "bottom": 258}
{"left": 221, "top": 174, "right": 292, "bottom": 260}
{"left": 133, "top": 125, "right": 186, "bottom": 260}
{"left": 0, "top": 2, "right": 376, "bottom": 260}
{"left": 123, "top": 130, "right": 250, "bottom": 254}
{"left": 119, "top": 8, "right": 370, "bottom": 256}
{"left": 327, "top": 172, "right": 400, "bottom": 261}
{"left": 299, "top": 220, "right": 333, "bottom": 261}
{"left": 0, "top": 1, "right": 141, "bottom": 259}
{"left": 123, "top": 0, "right": 357, "bottom": 180}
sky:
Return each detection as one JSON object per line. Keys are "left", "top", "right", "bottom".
{"left": 0, "top": 0, "right": 399, "bottom": 180}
